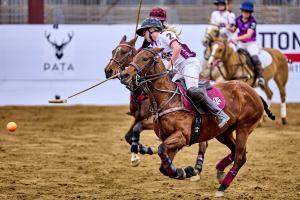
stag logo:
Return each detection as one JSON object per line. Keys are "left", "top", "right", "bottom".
{"left": 45, "top": 31, "right": 74, "bottom": 60}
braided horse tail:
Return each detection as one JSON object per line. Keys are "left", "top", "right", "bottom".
{"left": 260, "top": 96, "right": 276, "bottom": 120}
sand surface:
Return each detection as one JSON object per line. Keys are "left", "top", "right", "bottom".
{"left": 0, "top": 104, "right": 299, "bottom": 199}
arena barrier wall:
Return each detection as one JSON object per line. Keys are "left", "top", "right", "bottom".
{"left": 0, "top": 24, "right": 299, "bottom": 105}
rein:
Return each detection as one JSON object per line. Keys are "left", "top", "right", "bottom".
{"left": 209, "top": 41, "right": 252, "bottom": 81}
{"left": 129, "top": 49, "right": 190, "bottom": 131}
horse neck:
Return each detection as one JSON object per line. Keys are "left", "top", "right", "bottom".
{"left": 222, "top": 45, "right": 243, "bottom": 78}
{"left": 146, "top": 61, "right": 179, "bottom": 109}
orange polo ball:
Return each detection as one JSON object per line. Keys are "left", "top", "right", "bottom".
{"left": 6, "top": 122, "right": 17, "bottom": 132}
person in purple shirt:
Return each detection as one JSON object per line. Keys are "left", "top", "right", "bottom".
{"left": 231, "top": 1, "right": 265, "bottom": 87}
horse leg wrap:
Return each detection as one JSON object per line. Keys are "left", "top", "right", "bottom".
{"left": 219, "top": 166, "right": 238, "bottom": 191}
{"left": 158, "top": 144, "right": 178, "bottom": 178}
{"left": 175, "top": 168, "right": 186, "bottom": 180}
{"left": 159, "top": 165, "right": 169, "bottom": 176}
{"left": 194, "top": 154, "right": 204, "bottom": 173}
{"left": 139, "top": 144, "right": 154, "bottom": 155}
{"left": 130, "top": 130, "right": 140, "bottom": 154}
{"left": 124, "top": 133, "right": 132, "bottom": 145}
{"left": 216, "top": 153, "right": 234, "bottom": 171}
{"left": 184, "top": 166, "right": 197, "bottom": 178}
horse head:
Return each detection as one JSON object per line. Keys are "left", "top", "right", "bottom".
{"left": 104, "top": 35, "right": 137, "bottom": 78}
{"left": 207, "top": 38, "right": 228, "bottom": 67}
{"left": 203, "top": 24, "right": 220, "bottom": 47}
{"left": 120, "top": 48, "right": 165, "bottom": 90}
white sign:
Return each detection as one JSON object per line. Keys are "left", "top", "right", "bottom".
{"left": 0, "top": 24, "right": 299, "bottom": 105}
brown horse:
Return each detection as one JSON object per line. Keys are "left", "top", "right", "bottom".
{"left": 207, "top": 38, "right": 288, "bottom": 124}
{"left": 201, "top": 24, "right": 223, "bottom": 81}
{"left": 105, "top": 36, "right": 209, "bottom": 176}
{"left": 119, "top": 48, "right": 275, "bottom": 197}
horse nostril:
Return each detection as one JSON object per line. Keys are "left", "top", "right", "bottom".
{"left": 120, "top": 73, "right": 129, "bottom": 81}
{"left": 105, "top": 68, "right": 113, "bottom": 78}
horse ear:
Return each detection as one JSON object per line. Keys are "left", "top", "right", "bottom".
{"left": 120, "top": 35, "right": 127, "bottom": 43}
{"left": 152, "top": 47, "right": 164, "bottom": 54}
{"left": 128, "top": 36, "right": 138, "bottom": 46}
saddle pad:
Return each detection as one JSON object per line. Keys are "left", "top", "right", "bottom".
{"left": 176, "top": 82, "right": 196, "bottom": 113}
{"left": 207, "top": 87, "right": 225, "bottom": 110}
{"left": 176, "top": 82, "right": 225, "bottom": 112}
{"left": 259, "top": 50, "right": 273, "bottom": 68}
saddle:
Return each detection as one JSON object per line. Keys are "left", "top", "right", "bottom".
{"left": 175, "top": 79, "right": 225, "bottom": 115}
{"left": 175, "top": 79, "right": 226, "bottom": 146}
{"left": 237, "top": 49, "right": 255, "bottom": 70}
{"left": 237, "top": 48, "right": 273, "bottom": 69}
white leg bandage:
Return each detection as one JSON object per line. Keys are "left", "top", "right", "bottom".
{"left": 281, "top": 102, "right": 287, "bottom": 118}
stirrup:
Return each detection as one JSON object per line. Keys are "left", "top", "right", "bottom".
{"left": 257, "top": 77, "right": 265, "bottom": 87}
{"left": 217, "top": 114, "right": 230, "bottom": 128}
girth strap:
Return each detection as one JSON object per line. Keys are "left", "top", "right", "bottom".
{"left": 156, "top": 107, "right": 190, "bottom": 120}
{"left": 189, "top": 116, "right": 202, "bottom": 146}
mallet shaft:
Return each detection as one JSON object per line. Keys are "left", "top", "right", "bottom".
{"left": 66, "top": 73, "right": 119, "bottom": 100}
{"left": 48, "top": 73, "right": 119, "bottom": 104}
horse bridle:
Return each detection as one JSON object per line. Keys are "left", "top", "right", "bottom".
{"left": 209, "top": 41, "right": 252, "bottom": 81}
{"left": 127, "top": 48, "right": 169, "bottom": 87}
{"left": 124, "top": 48, "right": 187, "bottom": 138}
{"left": 110, "top": 43, "right": 136, "bottom": 71}
{"left": 203, "top": 24, "right": 220, "bottom": 49}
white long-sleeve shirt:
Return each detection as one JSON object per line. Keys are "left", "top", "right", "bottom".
{"left": 210, "top": 10, "right": 236, "bottom": 38}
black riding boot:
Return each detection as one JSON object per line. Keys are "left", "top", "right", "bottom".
{"left": 187, "top": 86, "right": 230, "bottom": 128}
{"left": 251, "top": 55, "right": 265, "bottom": 87}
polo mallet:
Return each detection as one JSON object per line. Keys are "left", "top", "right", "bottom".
{"left": 48, "top": 73, "right": 120, "bottom": 104}
{"left": 134, "top": 0, "right": 143, "bottom": 37}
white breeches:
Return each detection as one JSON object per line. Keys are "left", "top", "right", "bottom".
{"left": 172, "top": 57, "right": 200, "bottom": 89}
{"left": 237, "top": 41, "right": 260, "bottom": 56}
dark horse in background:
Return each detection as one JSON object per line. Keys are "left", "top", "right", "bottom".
{"left": 119, "top": 48, "right": 275, "bottom": 197}
{"left": 105, "top": 36, "right": 155, "bottom": 167}
{"left": 104, "top": 36, "right": 208, "bottom": 179}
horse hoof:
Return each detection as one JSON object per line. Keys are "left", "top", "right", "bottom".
{"left": 131, "top": 153, "right": 140, "bottom": 167}
{"left": 190, "top": 174, "right": 200, "bottom": 182}
{"left": 216, "top": 170, "right": 225, "bottom": 184}
{"left": 282, "top": 118, "right": 287, "bottom": 125}
{"left": 215, "top": 190, "right": 224, "bottom": 197}
{"left": 131, "top": 159, "right": 140, "bottom": 167}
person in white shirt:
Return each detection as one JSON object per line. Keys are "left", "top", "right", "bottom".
{"left": 136, "top": 18, "right": 230, "bottom": 128}
{"left": 201, "top": 0, "right": 236, "bottom": 79}
{"left": 210, "top": 0, "right": 236, "bottom": 39}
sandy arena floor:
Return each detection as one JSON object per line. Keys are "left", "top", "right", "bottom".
{"left": 0, "top": 104, "right": 299, "bottom": 200}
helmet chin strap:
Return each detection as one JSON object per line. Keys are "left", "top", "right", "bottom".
{"left": 148, "top": 29, "right": 158, "bottom": 43}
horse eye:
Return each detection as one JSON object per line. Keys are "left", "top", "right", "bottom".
{"left": 218, "top": 49, "right": 222, "bottom": 53}
{"left": 143, "top": 58, "right": 149, "bottom": 62}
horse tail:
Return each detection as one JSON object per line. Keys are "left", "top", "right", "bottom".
{"left": 260, "top": 96, "right": 276, "bottom": 120}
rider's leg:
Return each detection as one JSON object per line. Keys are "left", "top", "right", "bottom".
{"left": 187, "top": 84, "right": 230, "bottom": 128}
{"left": 182, "top": 58, "right": 230, "bottom": 128}
{"left": 247, "top": 42, "right": 265, "bottom": 86}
